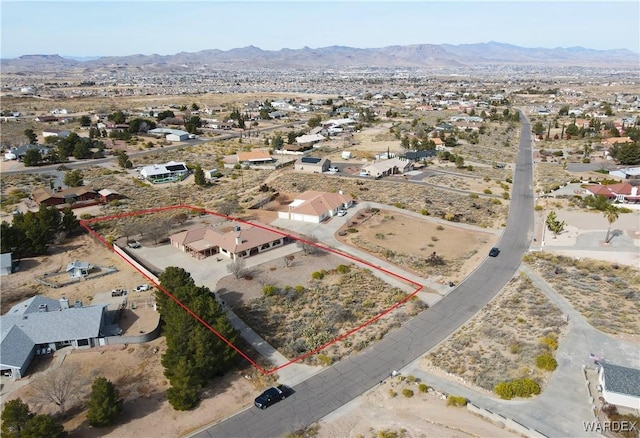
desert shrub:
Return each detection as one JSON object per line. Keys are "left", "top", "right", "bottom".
{"left": 311, "top": 271, "right": 325, "bottom": 280}
{"left": 294, "top": 285, "right": 305, "bottom": 294}
{"left": 444, "top": 213, "right": 455, "bottom": 221}
{"left": 421, "top": 208, "right": 429, "bottom": 215}
{"left": 490, "top": 198, "right": 502, "bottom": 205}
{"left": 336, "top": 264, "right": 350, "bottom": 274}
{"left": 418, "top": 383, "right": 429, "bottom": 393}
{"left": 431, "top": 236, "right": 439, "bottom": 242}
{"left": 375, "top": 233, "right": 385, "bottom": 239}
{"left": 469, "top": 193, "right": 479, "bottom": 199}
{"left": 393, "top": 202, "right": 404, "bottom": 209}
{"left": 436, "top": 225, "right": 444, "bottom": 231}
{"left": 534, "top": 205, "right": 543, "bottom": 211}
{"left": 536, "top": 353, "right": 558, "bottom": 371}
{"left": 317, "top": 354, "right": 333, "bottom": 367}
{"left": 510, "top": 343, "right": 522, "bottom": 354}
{"left": 494, "top": 378, "right": 541, "bottom": 399}
{"left": 446, "top": 395, "right": 467, "bottom": 406}
{"left": 402, "top": 389, "right": 414, "bottom": 398}
{"left": 406, "top": 375, "right": 416, "bottom": 383}
{"left": 540, "top": 335, "right": 558, "bottom": 351}
{"left": 484, "top": 188, "right": 493, "bottom": 194}
{"left": 346, "top": 227, "right": 358, "bottom": 233}
{"left": 388, "top": 390, "right": 397, "bottom": 398}
{"left": 502, "top": 192, "right": 510, "bottom": 200}
{"left": 263, "top": 285, "right": 277, "bottom": 296}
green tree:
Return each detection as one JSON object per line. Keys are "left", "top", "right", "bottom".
{"left": 307, "top": 115, "right": 322, "bottom": 128}
{"left": 127, "top": 118, "right": 156, "bottom": 133}
{"left": 271, "top": 135, "right": 284, "bottom": 150}
{"left": 60, "top": 207, "right": 79, "bottom": 235}
{"left": 610, "top": 142, "right": 640, "bottom": 165}
{"left": 157, "top": 267, "right": 239, "bottom": 410}
{"left": 86, "top": 377, "right": 123, "bottom": 427}
{"left": 1, "top": 398, "right": 34, "bottom": 438}
{"left": 532, "top": 121, "right": 545, "bottom": 136}
{"left": 558, "top": 105, "right": 569, "bottom": 116}
{"left": 184, "top": 116, "right": 202, "bottom": 134}
{"left": 107, "top": 110, "right": 126, "bottom": 124}
{"left": 545, "top": 211, "right": 566, "bottom": 238}
{"left": 604, "top": 205, "right": 620, "bottom": 244}
{"left": 455, "top": 155, "right": 465, "bottom": 168}
{"left": 114, "top": 150, "right": 132, "bottom": 169}
{"left": 191, "top": 103, "right": 200, "bottom": 111}
{"left": 24, "top": 128, "right": 38, "bottom": 144}
{"left": 156, "top": 110, "right": 175, "bottom": 121}
{"left": 63, "top": 169, "right": 83, "bottom": 187}
{"left": 79, "top": 115, "right": 91, "bottom": 127}
{"left": 22, "top": 148, "right": 42, "bottom": 166}
{"left": 194, "top": 165, "right": 206, "bottom": 186}
{"left": 21, "top": 414, "right": 66, "bottom": 438}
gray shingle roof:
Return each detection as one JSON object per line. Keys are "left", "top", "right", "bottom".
{"left": 1, "top": 296, "right": 105, "bottom": 370}
{"left": 602, "top": 363, "right": 640, "bottom": 397}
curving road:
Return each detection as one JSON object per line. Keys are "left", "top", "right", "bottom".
{"left": 193, "top": 114, "right": 535, "bottom": 437}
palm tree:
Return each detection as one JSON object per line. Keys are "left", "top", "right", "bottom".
{"left": 604, "top": 205, "right": 620, "bottom": 244}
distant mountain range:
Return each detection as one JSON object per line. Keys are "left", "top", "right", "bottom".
{"left": 2, "top": 42, "right": 638, "bottom": 72}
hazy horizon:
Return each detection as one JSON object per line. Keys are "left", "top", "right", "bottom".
{"left": 4, "top": 40, "right": 639, "bottom": 61}
{"left": 1, "top": 1, "right": 639, "bottom": 59}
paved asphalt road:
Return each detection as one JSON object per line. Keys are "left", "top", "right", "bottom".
{"left": 194, "top": 115, "right": 535, "bottom": 437}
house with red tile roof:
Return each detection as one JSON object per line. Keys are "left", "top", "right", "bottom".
{"left": 169, "top": 222, "right": 286, "bottom": 260}
{"left": 278, "top": 190, "right": 353, "bottom": 223}
{"left": 237, "top": 150, "right": 273, "bottom": 165}
{"left": 584, "top": 182, "right": 640, "bottom": 203}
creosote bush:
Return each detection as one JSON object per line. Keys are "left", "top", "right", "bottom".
{"left": 418, "top": 383, "right": 429, "bottom": 393}
{"left": 535, "top": 353, "right": 558, "bottom": 371}
{"left": 446, "top": 395, "right": 467, "bottom": 407}
{"left": 494, "top": 378, "right": 541, "bottom": 400}
{"left": 401, "top": 389, "right": 414, "bottom": 398}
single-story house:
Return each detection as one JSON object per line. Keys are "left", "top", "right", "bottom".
{"left": 295, "top": 133, "right": 326, "bottom": 146}
{"left": 34, "top": 115, "right": 58, "bottom": 123}
{"left": 140, "top": 161, "right": 189, "bottom": 184}
{"left": 170, "top": 222, "right": 286, "bottom": 260}
{"left": 66, "top": 260, "right": 92, "bottom": 278}
{"left": 148, "top": 128, "right": 190, "bottom": 142}
{"left": 584, "top": 182, "right": 640, "bottom": 203}
{"left": 237, "top": 150, "right": 274, "bottom": 165}
{"left": 278, "top": 190, "right": 353, "bottom": 223}
{"left": 0, "top": 253, "right": 12, "bottom": 276}
{"left": 598, "top": 363, "right": 640, "bottom": 409}
{"left": 32, "top": 186, "right": 98, "bottom": 208}
{"left": 403, "top": 150, "right": 437, "bottom": 161}
{"left": 5, "top": 144, "right": 51, "bottom": 161}
{"left": 361, "top": 157, "right": 413, "bottom": 178}
{"left": 602, "top": 137, "right": 633, "bottom": 146}
{"left": 0, "top": 296, "right": 108, "bottom": 379}
{"left": 609, "top": 167, "right": 640, "bottom": 180}
{"left": 294, "top": 156, "right": 331, "bottom": 173}
{"left": 98, "top": 189, "right": 123, "bottom": 203}
{"left": 42, "top": 129, "right": 70, "bottom": 138}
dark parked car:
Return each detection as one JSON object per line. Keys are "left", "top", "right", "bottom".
{"left": 254, "top": 385, "right": 294, "bottom": 409}
{"left": 489, "top": 247, "right": 500, "bottom": 257}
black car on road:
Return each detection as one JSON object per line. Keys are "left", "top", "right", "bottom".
{"left": 489, "top": 247, "right": 500, "bottom": 257}
{"left": 254, "top": 385, "right": 294, "bottom": 409}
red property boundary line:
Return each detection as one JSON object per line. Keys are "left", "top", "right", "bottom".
{"left": 80, "top": 205, "right": 422, "bottom": 375}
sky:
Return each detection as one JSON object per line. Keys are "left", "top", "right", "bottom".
{"left": 1, "top": 1, "right": 639, "bottom": 59}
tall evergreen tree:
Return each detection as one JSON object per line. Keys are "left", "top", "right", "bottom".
{"left": 193, "top": 165, "right": 206, "bottom": 186}
{"left": 1, "top": 398, "right": 33, "bottom": 438}
{"left": 86, "top": 377, "right": 122, "bottom": 427}
{"left": 157, "top": 267, "right": 238, "bottom": 410}
{"left": 21, "top": 414, "right": 66, "bottom": 438}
